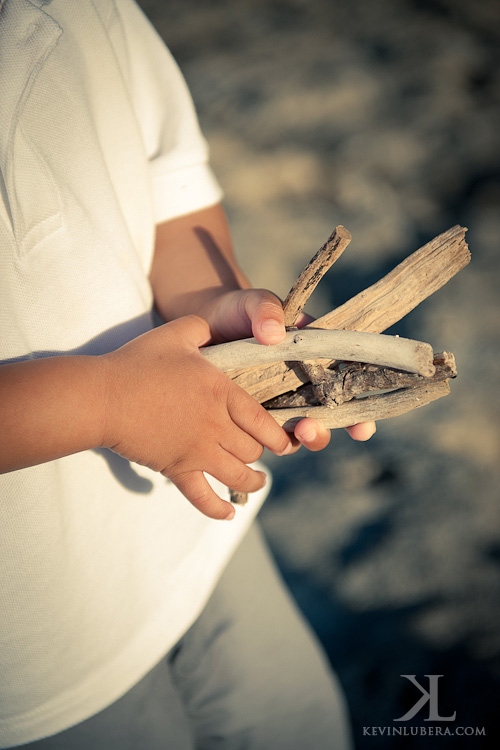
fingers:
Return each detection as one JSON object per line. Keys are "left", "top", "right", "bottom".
{"left": 220, "top": 427, "right": 264, "bottom": 465}
{"left": 345, "top": 421, "right": 377, "bottom": 441}
{"left": 168, "top": 455, "right": 267, "bottom": 521}
{"left": 227, "top": 387, "right": 293, "bottom": 456}
{"left": 168, "top": 314, "right": 213, "bottom": 349}
{"left": 293, "top": 418, "right": 376, "bottom": 448}
{"left": 210, "top": 450, "right": 267, "bottom": 494}
{"left": 276, "top": 432, "right": 302, "bottom": 456}
{"left": 294, "top": 311, "right": 314, "bottom": 328}
{"left": 293, "top": 418, "right": 331, "bottom": 452}
{"left": 243, "top": 289, "right": 286, "bottom": 344}
{"left": 169, "top": 470, "right": 236, "bottom": 520}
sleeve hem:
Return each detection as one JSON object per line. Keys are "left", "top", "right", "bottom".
{"left": 151, "top": 160, "right": 224, "bottom": 224}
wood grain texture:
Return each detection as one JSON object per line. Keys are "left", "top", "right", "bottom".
{"left": 282, "top": 225, "right": 351, "bottom": 327}
{"left": 269, "top": 380, "right": 450, "bottom": 430}
{"left": 264, "top": 352, "right": 456, "bottom": 408}
{"left": 202, "top": 329, "right": 435, "bottom": 376}
{"left": 230, "top": 225, "right": 469, "bottom": 403}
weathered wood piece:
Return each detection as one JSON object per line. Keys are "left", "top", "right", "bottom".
{"left": 264, "top": 352, "right": 456, "bottom": 408}
{"left": 314, "top": 225, "right": 469, "bottom": 333}
{"left": 268, "top": 380, "right": 450, "bottom": 431}
{"left": 281, "top": 225, "right": 355, "bottom": 405}
{"left": 227, "top": 227, "right": 469, "bottom": 504}
{"left": 202, "top": 329, "right": 435, "bottom": 377}
{"left": 230, "top": 225, "right": 469, "bottom": 403}
{"left": 228, "top": 491, "right": 249, "bottom": 506}
{"left": 282, "top": 225, "right": 352, "bottom": 327}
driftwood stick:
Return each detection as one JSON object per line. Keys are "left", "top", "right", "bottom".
{"left": 321, "top": 351, "right": 454, "bottom": 407}
{"left": 202, "top": 329, "right": 435, "bottom": 376}
{"left": 282, "top": 225, "right": 352, "bottom": 398}
{"left": 264, "top": 352, "right": 456, "bottom": 408}
{"left": 314, "top": 225, "right": 469, "bottom": 332}
{"left": 268, "top": 380, "right": 450, "bottom": 431}
{"left": 282, "top": 225, "right": 352, "bottom": 326}
{"left": 282, "top": 226, "right": 351, "bottom": 413}
{"left": 228, "top": 491, "right": 249, "bottom": 506}
{"left": 297, "top": 361, "right": 329, "bottom": 395}
{"left": 230, "top": 226, "right": 470, "bottom": 403}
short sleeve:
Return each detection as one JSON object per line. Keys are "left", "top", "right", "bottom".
{"left": 113, "top": 0, "right": 223, "bottom": 223}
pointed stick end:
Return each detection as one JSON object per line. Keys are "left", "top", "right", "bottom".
{"left": 335, "top": 225, "right": 352, "bottom": 242}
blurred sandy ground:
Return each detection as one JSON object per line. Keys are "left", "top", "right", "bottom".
{"left": 139, "top": 0, "right": 500, "bottom": 745}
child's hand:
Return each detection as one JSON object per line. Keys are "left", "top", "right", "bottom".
{"left": 198, "top": 288, "right": 376, "bottom": 450}
{"left": 100, "top": 315, "right": 294, "bottom": 520}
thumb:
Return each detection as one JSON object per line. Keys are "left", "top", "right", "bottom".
{"left": 244, "top": 289, "right": 286, "bottom": 345}
{"left": 169, "top": 314, "right": 212, "bottom": 349}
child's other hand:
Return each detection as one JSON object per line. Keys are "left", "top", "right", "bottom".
{"left": 198, "top": 289, "right": 376, "bottom": 451}
{"left": 100, "top": 315, "right": 294, "bottom": 521}
{"left": 197, "top": 288, "right": 289, "bottom": 346}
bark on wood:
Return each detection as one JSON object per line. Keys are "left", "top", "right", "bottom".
{"left": 202, "top": 329, "right": 435, "bottom": 377}
{"left": 282, "top": 225, "right": 352, "bottom": 327}
{"left": 281, "top": 225, "right": 353, "bottom": 397}
{"left": 230, "top": 225, "right": 469, "bottom": 403}
{"left": 264, "top": 352, "right": 456, "bottom": 408}
{"left": 229, "top": 490, "right": 249, "bottom": 505}
{"left": 268, "top": 380, "right": 450, "bottom": 431}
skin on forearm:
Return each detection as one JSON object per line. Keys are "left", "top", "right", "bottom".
{"left": 149, "top": 203, "right": 251, "bottom": 321}
{"left": 0, "top": 205, "right": 247, "bottom": 476}
{"left": 0, "top": 205, "right": 274, "bottom": 478}
{"left": 0, "top": 356, "right": 106, "bottom": 473}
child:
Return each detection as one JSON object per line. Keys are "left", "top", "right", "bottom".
{"left": 0, "top": 1, "right": 374, "bottom": 747}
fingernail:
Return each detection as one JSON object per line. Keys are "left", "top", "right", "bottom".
{"left": 260, "top": 319, "right": 285, "bottom": 339}
{"left": 224, "top": 505, "right": 236, "bottom": 520}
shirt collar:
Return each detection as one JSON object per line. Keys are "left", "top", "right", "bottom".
{"left": 0, "top": 0, "right": 62, "bottom": 158}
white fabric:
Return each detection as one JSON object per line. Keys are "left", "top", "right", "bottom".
{"left": 0, "top": 1, "right": 269, "bottom": 746}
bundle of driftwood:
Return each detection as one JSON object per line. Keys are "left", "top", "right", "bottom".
{"left": 202, "top": 224, "right": 470, "bottom": 503}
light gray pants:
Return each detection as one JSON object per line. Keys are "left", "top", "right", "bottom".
{"left": 18, "top": 524, "right": 353, "bottom": 750}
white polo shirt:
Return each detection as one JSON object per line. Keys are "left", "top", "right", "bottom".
{"left": 0, "top": 1, "right": 269, "bottom": 745}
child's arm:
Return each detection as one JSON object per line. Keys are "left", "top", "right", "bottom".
{"left": 0, "top": 318, "right": 293, "bottom": 520}
{"left": 0, "top": 355, "right": 108, "bottom": 474}
{"left": 0, "top": 203, "right": 297, "bottom": 521}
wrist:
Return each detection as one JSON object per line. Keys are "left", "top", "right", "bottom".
{"left": 55, "top": 354, "right": 110, "bottom": 456}
{"left": 97, "top": 349, "right": 124, "bottom": 452}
